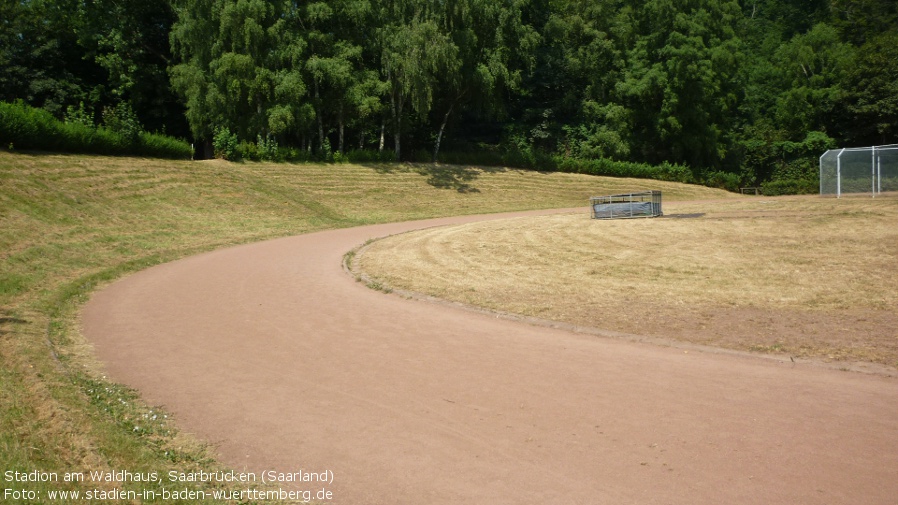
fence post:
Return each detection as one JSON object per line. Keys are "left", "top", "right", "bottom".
{"left": 836, "top": 148, "right": 845, "bottom": 198}
{"left": 872, "top": 145, "right": 876, "bottom": 198}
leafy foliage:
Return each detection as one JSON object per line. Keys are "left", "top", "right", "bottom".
{"left": 845, "top": 32, "right": 898, "bottom": 145}
{"left": 212, "top": 127, "right": 240, "bottom": 160}
{"left": 1, "top": 101, "right": 192, "bottom": 159}
{"left": 3, "top": 0, "right": 897, "bottom": 192}
{"left": 760, "top": 178, "right": 819, "bottom": 196}
{"left": 102, "top": 102, "right": 143, "bottom": 143}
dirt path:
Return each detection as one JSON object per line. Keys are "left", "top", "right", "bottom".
{"left": 82, "top": 208, "right": 898, "bottom": 505}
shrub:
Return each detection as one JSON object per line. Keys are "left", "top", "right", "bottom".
{"left": 761, "top": 178, "right": 819, "bottom": 195}
{"left": 320, "top": 138, "right": 333, "bottom": 162}
{"left": 280, "top": 146, "right": 313, "bottom": 162}
{"left": 739, "top": 129, "right": 836, "bottom": 184}
{"left": 236, "top": 140, "right": 257, "bottom": 161}
{"left": 102, "top": 103, "right": 142, "bottom": 143}
{"left": 254, "top": 135, "right": 281, "bottom": 161}
{"left": 213, "top": 127, "right": 240, "bottom": 160}
{"left": 0, "top": 101, "right": 192, "bottom": 159}
{"left": 703, "top": 171, "right": 742, "bottom": 192}
{"left": 552, "top": 156, "right": 696, "bottom": 183}
{"left": 0, "top": 101, "right": 56, "bottom": 150}
{"left": 64, "top": 102, "right": 96, "bottom": 129}
{"left": 656, "top": 162, "right": 696, "bottom": 183}
{"left": 138, "top": 132, "right": 194, "bottom": 159}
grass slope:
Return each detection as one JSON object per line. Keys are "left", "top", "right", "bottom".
{"left": 0, "top": 151, "right": 737, "bottom": 502}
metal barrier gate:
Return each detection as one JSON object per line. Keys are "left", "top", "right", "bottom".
{"left": 590, "top": 191, "right": 662, "bottom": 219}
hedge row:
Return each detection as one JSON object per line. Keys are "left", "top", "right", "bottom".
{"left": 0, "top": 101, "right": 192, "bottom": 159}
{"left": 760, "top": 178, "right": 819, "bottom": 196}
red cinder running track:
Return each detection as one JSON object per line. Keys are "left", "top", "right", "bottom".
{"left": 82, "top": 208, "right": 898, "bottom": 505}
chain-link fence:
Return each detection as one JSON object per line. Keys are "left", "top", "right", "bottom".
{"left": 820, "top": 144, "right": 898, "bottom": 197}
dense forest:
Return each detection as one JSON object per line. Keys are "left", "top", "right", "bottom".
{"left": 1, "top": 0, "right": 896, "bottom": 190}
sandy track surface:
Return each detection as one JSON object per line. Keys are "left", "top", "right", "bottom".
{"left": 82, "top": 208, "right": 898, "bottom": 505}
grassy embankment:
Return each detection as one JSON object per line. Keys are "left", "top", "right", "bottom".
{"left": 0, "top": 151, "right": 737, "bottom": 502}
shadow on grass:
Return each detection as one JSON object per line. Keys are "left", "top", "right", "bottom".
{"left": 418, "top": 165, "right": 482, "bottom": 193}
{"left": 418, "top": 164, "right": 512, "bottom": 193}
{"left": 360, "top": 162, "right": 398, "bottom": 174}
{"left": 664, "top": 213, "right": 706, "bottom": 219}
{"left": 359, "top": 162, "right": 512, "bottom": 193}
{"left": 0, "top": 315, "right": 29, "bottom": 337}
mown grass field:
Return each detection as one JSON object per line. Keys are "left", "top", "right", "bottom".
{"left": 0, "top": 151, "right": 737, "bottom": 501}
{"left": 359, "top": 195, "right": 898, "bottom": 370}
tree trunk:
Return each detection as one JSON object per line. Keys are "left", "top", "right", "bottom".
{"left": 392, "top": 90, "right": 404, "bottom": 160}
{"left": 314, "top": 80, "right": 324, "bottom": 152}
{"left": 359, "top": 130, "right": 365, "bottom": 150}
{"left": 201, "top": 138, "right": 214, "bottom": 160}
{"left": 338, "top": 104, "right": 344, "bottom": 154}
{"left": 317, "top": 114, "right": 325, "bottom": 152}
{"left": 379, "top": 118, "right": 385, "bottom": 152}
{"left": 433, "top": 104, "right": 454, "bottom": 163}
{"left": 391, "top": 89, "right": 399, "bottom": 159}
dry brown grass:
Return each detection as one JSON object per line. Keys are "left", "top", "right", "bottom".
{"left": 358, "top": 195, "right": 898, "bottom": 369}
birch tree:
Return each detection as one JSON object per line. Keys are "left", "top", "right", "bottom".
{"left": 376, "top": 0, "right": 458, "bottom": 159}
